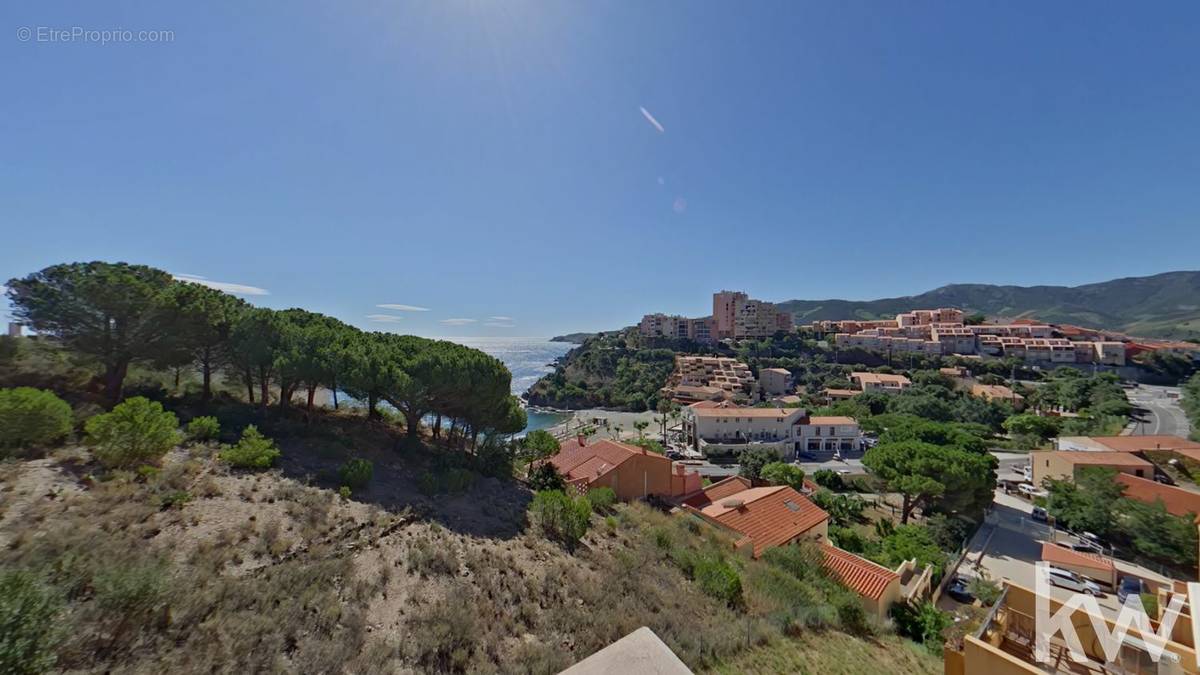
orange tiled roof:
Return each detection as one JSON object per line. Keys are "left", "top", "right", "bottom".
{"left": 698, "top": 486, "right": 828, "bottom": 558}
{"left": 1115, "top": 474, "right": 1200, "bottom": 517}
{"left": 547, "top": 439, "right": 666, "bottom": 484}
{"left": 807, "top": 416, "right": 857, "bottom": 426}
{"left": 1091, "top": 435, "right": 1200, "bottom": 453}
{"left": 679, "top": 475, "right": 753, "bottom": 508}
{"left": 1045, "top": 451, "right": 1153, "bottom": 468}
{"left": 1041, "top": 542, "right": 1114, "bottom": 572}
{"left": 819, "top": 543, "right": 899, "bottom": 600}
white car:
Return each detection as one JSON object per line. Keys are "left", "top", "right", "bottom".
{"left": 1044, "top": 566, "right": 1103, "bottom": 596}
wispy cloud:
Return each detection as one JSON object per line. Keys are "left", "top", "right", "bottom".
{"left": 673, "top": 197, "right": 687, "bottom": 214}
{"left": 173, "top": 274, "right": 269, "bottom": 296}
{"left": 377, "top": 303, "right": 430, "bottom": 312}
{"left": 639, "top": 106, "right": 665, "bottom": 133}
{"left": 366, "top": 314, "right": 404, "bottom": 324}
{"left": 488, "top": 316, "right": 514, "bottom": 322}
{"left": 440, "top": 318, "right": 477, "bottom": 326}
{"left": 484, "top": 322, "right": 515, "bottom": 328}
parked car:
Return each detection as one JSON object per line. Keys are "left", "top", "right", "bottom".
{"left": 1117, "top": 577, "right": 1145, "bottom": 605}
{"left": 946, "top": 577, "right": 975, "bottom": 604}
{"left": 665, "top": 450, "right": 682, "bottom": 460}
{"left": 1044, "top": 566, "right": 1103, "bottom": 596}
{"left": 1020, "top": 465, "right": 1033, "bottom": 481}
{"left": 1031, "top": 506, "right": 1048, "bottom": 522}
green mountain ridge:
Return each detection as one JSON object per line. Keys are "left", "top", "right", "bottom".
{"left": 777, "top": 271, "right": 1200, "bottom": 340}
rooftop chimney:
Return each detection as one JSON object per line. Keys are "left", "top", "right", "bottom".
{"left": 577, "top": 433, "right": 586, "bottom": 447}
{"left": 720, "top": 498, "right": 744, "bottom": 509}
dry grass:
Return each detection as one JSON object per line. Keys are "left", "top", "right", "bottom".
{"left": 1, "top": 443, "right": 936, "bottom": 674}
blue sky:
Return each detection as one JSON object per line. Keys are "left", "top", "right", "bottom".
{"left": 3, "top": 2, "right": 1199, "bottom": 337}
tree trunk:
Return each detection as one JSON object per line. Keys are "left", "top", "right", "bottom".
{"left": 367, "top": 393, "right": 378, "bottom": 420}
{"left": 405, "top": 411, "right": 421, "bottom": 439}
{"left": 201, "top": 350, "right": 212, "bottom": 403}
{"left": 173, "top": 367, "right": 181, "bottom": 393}
{"left": 245, "top": 370, "right": 255, "bottom": 404}
{"left": 433, "top": 414, "right": 442, "bottom": 439}
{"left": 900, "top": 494, "right": 913, "bottom": 525}
{"left": 103, "top": 360, "right": 130, "bottom": 407}
{"left": 331, "top": 375, "right": 339, "bottom": 410}
{"left": 306, "top": 385, "right": 316, "bottom": 412}
{"left": 259, "top": 366, "right": 270, "bottom": 413}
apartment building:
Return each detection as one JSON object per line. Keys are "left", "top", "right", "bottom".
{"left": 638, "top": 314, "right": 717, "bottom": 344}
{"left": 681, "top": 404, "right": 863, "bottom": 458}
{"left": 712, "top": 290, "right": 748, "bottom": 339}
{"left": 758, "top": 367, "right": 792, "bottom": 396}
{"left": 733, "top": 298, "right": 792, "bottom": 339}
{"left": 661, "top": 355, "right": 756, "bottom": 403}
{"left": 834, "top": 333, "right": 942, "bottom": 356}
{"left": 930, "top": 325, "right": 977, "bottom": 354}
{"left": 896, "top": 308, "right": 964, "bottom": 327}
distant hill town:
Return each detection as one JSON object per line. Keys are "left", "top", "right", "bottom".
{"left": 775, "top": 271, "right": 1200, "bottom": 340}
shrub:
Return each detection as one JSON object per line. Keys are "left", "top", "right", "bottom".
{"left": 968, "top": 574, "right": 1002, "bottom": 607}
{"left": 694, "top": 556, "right": 742, "bottom": 607}
{"left": 586, "top": 486, "right": 617, "bottom": 513}
{"left": 85, "top": 396, "right": 180, "bottom": 468}
{"left": 158, "top": 490, "right": 192, "bottom": 510}
{"left": 339, "top": 458, "right": 374, "bottom": 490}
{"left": 0, "top": 387, "right": 73, "bottom": 453}
{"left": 0, "top": 570, "right": 63, "bottom": 675}
{"left": 529, "top": 490, "right": 591, "bottom": 550}
{"left": 760, "top": 462, "right": 805, "bottom": 490}
{"left": 812, "top": 469, "right": 845, "bottom": 490}
{"left": 220, "top": 425, "right": 281, "bottom": 470}
{"left": 338, "top": 485, "right": 352, "bottom": 500}
{"left": 185, "top": 416, "right": 221, "bottom": 443}
{"left": 891, "top": 601, "right": 951, "bottom": 651}
{"left": 527, "top": 462, "right": 565, "bottom": 492}
{"left": 520, "top": 429, "right": 560, "bottom": 460}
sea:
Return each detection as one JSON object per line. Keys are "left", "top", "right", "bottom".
{"left": 446, "top": 337, "right": 574, "bottom": 434}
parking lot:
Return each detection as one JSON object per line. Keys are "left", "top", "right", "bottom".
{"left": 943, "top": 485, "right": 1174, "bottom": 617}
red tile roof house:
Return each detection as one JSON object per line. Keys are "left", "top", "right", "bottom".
{"left": 543, "top": 436, "right": 702, "bottom": 501}
{"left": 677, "top": 476, "right": 907, "bottom": 620}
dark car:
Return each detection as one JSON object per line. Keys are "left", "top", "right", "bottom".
{"left": 946, "top": 577, "right": 974, "bottom": 604}
{"left": 1117, "top": 577, "right": 1144, "bottom": 605}
{"left": 665, "top": 450, "right": 683, "bottom": 460}
{"left": 1031, "top": 506, "right": 1048, "bottom": 522}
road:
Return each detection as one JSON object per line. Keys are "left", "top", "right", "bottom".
{"left": 1127, "top": 384, "right": 1192, "bottom": 438}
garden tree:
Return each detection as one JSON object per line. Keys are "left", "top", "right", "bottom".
{"left": 1002, "top": 413, "right": 1060, "bottom": 441}
{"left": 5, "top": 262, "right": 189, "bottom": 405}
{"left": 1043, "top": 467, "right": 1125, "bottom": 538}
{"left": 737, "top": 447, "right": 777, "bottom": 480}
{"left": 520, "top": 430, "right": 560, "bottom": 460}
{"left": 874, "top": 525, "right": 947, "bottom": 573}
{"left": 273, "top": 309, "right": 355, "bottom": 411}
{"left": 170, "top": 281, "right": 248, "bottom": 402}
{"left": 863, "top": 440, "right": 996, "bottom": 523}
{"left": 633, "top": 420, "right": 650, "bottom": 440}
{"left": 1117, "top": 499, "right": 1199, "bottom": 568}
{"left": 656, "top": 398, "right": 677, "bottom": 442}
{"left": 867, "top": 414, "right": 989, "bottom": 454}
{"left": 759, "top": 462, "right": 805, "bottom": 491}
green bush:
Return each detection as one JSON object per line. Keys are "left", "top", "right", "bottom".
{"left": 529, "top": 490, "right": 591, "bottom": 550}
{"left": 416, "top": 466, "right": 478, "bottom": 495}
{"left": 891, "top": 601, "right": 951, "bottom": 651}
{"left": 693, "top": 556, "right": 742, "bottom": 607}
{"left": 0, "top": 570, "right": 63, "bottom": 675}
{"left": 760, "top": 462, "right": 806, "bottom": 490}
{"left": 527, "top": 462, "right": 565, "bottom": 492}
{"left": 339, "top": 458, "right": 374, "bottom": 489}
{"left": 219, "top": 425, "right": 281, "bottom": 470}
{"left": 812, "top": 469, "right": 845, "bottom": 491}
{"left": 85, "top": 396, "right": 180, "bottom": 468}
{"left": 185, "top": 416, "right": 221, "bottom": 443}
{"left": 586, "top": 486, "right": 617, "bottom": 513}
{"left": 0, "top": 387, "right": 73, "bottom": 453}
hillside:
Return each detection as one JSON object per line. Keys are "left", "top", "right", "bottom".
{"left": 0, "top": 415, "right": 941, "bottom": 674}
{"left": 777, "top": 271, "right": 1200, "bottom": 339}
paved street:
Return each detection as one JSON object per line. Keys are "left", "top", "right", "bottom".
{"left": 1127, "top": 384, "right": 1192, "bottom": 438}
